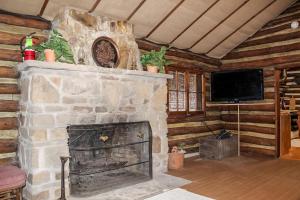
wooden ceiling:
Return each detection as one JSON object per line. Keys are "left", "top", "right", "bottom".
{"left": 1, "top": 0, "right": 296, "bottom": 58}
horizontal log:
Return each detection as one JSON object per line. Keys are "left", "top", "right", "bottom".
{"left": 0, "top": 100, "right": 18, "bottom": 112}
{"left": 283, "top": 2, "right": 300, "bottom": 14}
{"left": 0, "top": 117, "right": 18, "bottom": 130}
{"left": 276, "top": 62, "right": 300, "bottom": 70}
{"left": 207, "top": 103, "right": 275, "bottom": 112}
{"left": 264, "top": 81, "right": 274, "bottom": 87}
{"left": 224, "top": 42, "right": 300, "bottom": 60}
{"left": 0, "top": 84, "right": 19, "bottom": 94}
{"left": 221, "top": 114, "right": 275, "bottom": 124}
{"left": 238, "top": 31, "right": 300, "bottom": 49}
{"left": 264, "top": 12, "right": 300, "bottom": 29}
{"left": 0, "top": 139, "right": 17, "bottom": 153}
{"left": 168, "top": 124, "right": 223, "bottom": 136}
{"left": 264, "top": 70, "right": 274, "bottom": 77}
{"left": 0, "top": 66, "right": 18, "bottom": 78}
{"left": 167, "top": 114, "right": 220, "bottom": 124}
{"left": 0, "top": 9, "right": 51, "bottom": 30}
{"left": 137, "top": 39, "right": 221, "bottom": 67}
{"left": 240, "top": 135, "right": 275, "bottom": 146}
{"left": 184, "top": 147, "right": 199, "bottom": 154}
{"left": 241, "top": 146, "right": 275, "bottom": 157}
{"left": 0, "top": 31, "right": 47, "bottom": 45}
{"left": 252, "top": 23, "right": 290, "bottom": 39}
{"left": 168, "top": 136, "right": 205, "bottom": 147}
{"left": 221, "top": 54, "right": 300, "bottom": 69}
{"left": 0, "top": 49, "right": 22, "bottom": 62}
{"left": 0, "top": 157, "right": 16, "bottom": 165}
{"left": 224, "top": 124, "right": 275, "bottom": 135}
{"left": 264, "top": 92, "right": 275, "bottom": 99}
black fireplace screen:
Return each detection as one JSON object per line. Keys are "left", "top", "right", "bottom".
{"left": 67, "top": 121, "right": 152, "bottom": 196}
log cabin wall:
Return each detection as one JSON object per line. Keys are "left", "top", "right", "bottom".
{"left": 220, "top": 1, "right": 300, "bottom": 157}
{"left": 0, "top": 10, "right": 51, "bottom": 165}
{"left": 137, "top": 40, "right": 223, "bottom": 154}
{"left": 282, "top": 68, "right": 300, "bottom": 110}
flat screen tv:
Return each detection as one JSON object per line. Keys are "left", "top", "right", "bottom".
{"left": 211, "top": 69, "right": 264, "bottom": 102}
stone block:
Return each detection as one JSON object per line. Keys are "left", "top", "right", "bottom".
{"left": 42, "top": 145, "right": 69, "bottom": 169}
{"left": 62, "top": 77, "right": 98, "bottom": 95}
{"left": 95, "top": 106, "right": 107, "bottom": 113}
{"left": 55, "top": 114, "right": 75, "bottom": 126}
{"left": 152, "top": 136, "right": 161, "bottom": 153}
{"left": 30, "top": 114, "right": 54, "bottom": 128}
{"left": 77, "top": 114, "right": 96, "bottom": 124}
{"left": 30, "top": 75, "right": 59, "bottom": 103}
{"left": 62, "top": 96, "right": 87, "bottom": 104}
{"left": 29, "top": 129, "right": 47, "bottom": 142}
{"left": 48, "top": 128, "right": 68, "bottom": 141}
{"left": 28, "top": 171, "right": 50, "bottom": 185}
{"left": 31, "top": 190, "right": 49, "bottom": 200}
{"left": 19, "top": 77, "right": 29, "bottom": 102}
{"left": 119, "top": 106, "right": 136, "bottom": 112}
{"left": 73, "top": 106, "right": 93, "bottom": 113}
{"left": 45, "top": 105, "right": 68, "bottom": 112}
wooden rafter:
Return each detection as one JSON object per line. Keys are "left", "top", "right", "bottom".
{"left": 169, "top": 0, "right": 220, "bottom": 44}
{"left": 189, "top": 0, "right": 250, "bottom": 49}
{"left": 206, "top": 0, "right": 277, "bottom": 54}
{"left": 38, "top": 0, "right": 49, "bottom": 16}
{"left": 146, "top": 0, "right": 185, "bottom": 38}
{"left": 89, "top": 0, "right": 102, "bottom": 13}
{"left": 126, "top": 0, "right": 147, "bottom": 21}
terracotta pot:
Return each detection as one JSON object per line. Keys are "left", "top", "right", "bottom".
{"left": 147, "top": 65, "right": 158, "bottom": 73}
{"left": 44, "top": 49, "right": 55, "bottom": 62}
{"left": 168, "top": 152, "right": 184, "bottom": 170}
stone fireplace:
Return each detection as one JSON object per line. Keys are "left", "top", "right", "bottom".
{"left": 17, "top": 60, "right": 171, "bottom": 200}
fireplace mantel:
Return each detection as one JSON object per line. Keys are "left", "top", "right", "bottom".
{"left": 17, "top": 60, "right": 171, "bottom": 200}
{"left": 18, "top": 61, "right": 173, "bottom": 80}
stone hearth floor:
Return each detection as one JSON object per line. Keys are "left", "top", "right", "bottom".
{"left": 69, "top": 174, "right": 191, "bottom": 200}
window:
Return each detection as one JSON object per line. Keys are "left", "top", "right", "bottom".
{"left": 166, "top": 66, "right": 205, "bottom": 116}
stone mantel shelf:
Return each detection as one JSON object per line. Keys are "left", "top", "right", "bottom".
{"left": 18, "top": 60, "right": 173, "bottom": 79}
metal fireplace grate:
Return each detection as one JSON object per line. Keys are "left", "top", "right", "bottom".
{"left": 67, "top": 121, "right": 152, "bottom": 197}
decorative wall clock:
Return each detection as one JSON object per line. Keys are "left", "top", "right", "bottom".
{"left": 92, "top": 36, "right": 120, "bottom": 68}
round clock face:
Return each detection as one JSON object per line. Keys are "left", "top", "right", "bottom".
{"left": 92, "top": 37, "right": 120, "bottom": 68}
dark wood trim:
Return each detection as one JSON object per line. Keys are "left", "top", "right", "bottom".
{"left": 170, "top": 0, "right": 220, "bottom": 44}
{"left": 0, "top": 9, "right": 51, "bottom": 30}
{"left": 222, "top": 54, "right": 300, "bottom": 69}
{"left": 274, "top": 69, "right": 281, "bottom": 158}
{"left": 190, "top": 0, "right": 250, "bottom": 49}
{"left": 126, "top": 0, "right": 147, "bottom": 21}
{"left": 89, "top": 0, "right": 102, "bottom": 13}
{"left": 38, "top": 0, "right": 49, "bottom": 16}
{"left": 224, "top": 42, "right": 300, "bottom": 60}
{"left": 206, "top": 0, "right": 277, "bottom": 54}
{"left": 238, "top": 31, "right": 300, "bottom": 49}
{"left": 146, "top": 0, "right": 185, "bottom": 38}
{"left": 137, "top": 39, "right": 221, "bottom": 66}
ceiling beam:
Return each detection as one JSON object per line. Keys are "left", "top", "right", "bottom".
{"left": 189, "top": 0, "right": 250, "bottom": 49}
{"left": 146, "top": 0, "right": 185, "bottom": 38}
{"left": 126, "top": 0, "right": 147, "bottom": 21}
{"left": 169, "top": 0, "right": 220, "bottom": 44}
{"left": 206, "top": 0, "right": 277, "bottom": 55}
{"left": 38, "top": 0, "right": 49, "bottom": 17}
{"left": 89, "top": 0, "right": 102, "bottom": 13}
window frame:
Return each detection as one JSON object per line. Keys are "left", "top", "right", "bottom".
{"left": 166, "top": 66, "right": 206, "bottom": 118}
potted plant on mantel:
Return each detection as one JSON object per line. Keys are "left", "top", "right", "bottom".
{"left": 34, "top": 29, "right": 75, "bottom": 64}
{"left": 140, "top": 46, "right": 171, "bottom": 73}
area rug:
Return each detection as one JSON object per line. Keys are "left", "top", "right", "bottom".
{"left": 145, "top": 188, "right": 214, "bottom": 200}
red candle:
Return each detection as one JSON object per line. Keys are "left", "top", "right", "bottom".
{"left": 24, "top": 49, "right": 35, "bottom": 60}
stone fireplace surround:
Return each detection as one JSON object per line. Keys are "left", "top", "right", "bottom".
{"left": 17, "top": 60, "right": 171, "bottom": 200}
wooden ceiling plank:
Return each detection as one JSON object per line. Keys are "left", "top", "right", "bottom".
{"left": 190, "top": 0, "right": 250, "bottom": 49}
{"left": 38, "top": 0, "right": 50, "bottom": 16}
{"left": 169, "top": 0, "right": 220, "bottom": 45}
{"left": 146, "top": 0, "right": 185, "bottom": 38}
{"left": 206, "top": 0, "right": 277, "bottom": 54}
{"left": 89, "top": 0, "right": 102, "bottom": 13}
{"left": 126, "top": 0, "right": 147, "bottom": 21}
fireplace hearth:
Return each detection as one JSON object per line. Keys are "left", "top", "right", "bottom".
{"left": 67, "top": 121, "right": 152, "bottom": 196}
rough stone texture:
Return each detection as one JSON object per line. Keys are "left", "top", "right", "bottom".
{"left": 18, "top": 61, "right": 171, "bottom": 200}
{"left": 52, "top": 8, "right": 142, "bottom": 70}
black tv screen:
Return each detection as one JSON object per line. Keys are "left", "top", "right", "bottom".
{"left": 211, "top": 69, "right": 264, "bottom": 102}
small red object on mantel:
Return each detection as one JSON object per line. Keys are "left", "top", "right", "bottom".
{"left": 23, "top": 49, "right": 36, "bottom": 61}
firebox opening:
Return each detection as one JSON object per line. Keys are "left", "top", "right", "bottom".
{"left": 67, "top": 121, "right": 152, "bottom": 197}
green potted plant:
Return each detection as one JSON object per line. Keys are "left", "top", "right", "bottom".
{"left": 34, "top": 29, "right": 75, "bottom": 64}
{"left": 140, "top": 46, "right": 171, "bottom": 73}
